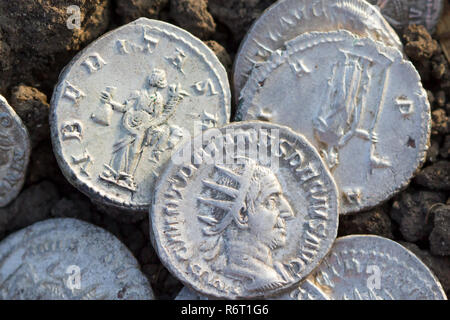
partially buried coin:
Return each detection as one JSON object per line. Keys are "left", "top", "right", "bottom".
{"left": 151, "top": 121, "right": 339, "bottom": 299}
{"left": 368, "top": 0, "right": 444, "bottom": 33}
{"left": 233, "top": 0, "right": 402, "bottom": 103}
{"left": 237, "top": 30, "right": 431, "bottom": 215}
{"left": 176, "top": 279, "right": 328, "bottom": 300}
{"left": 0, "top": 95, "right": 30, "bottom": 208}
{"left": 308, "top": 235, "right": 447, "bottom": 300}
{"left": 50, "top": 18, "right": 231, "bottom": 213}
{"left": 0, "top": 218, "right": 154, "bottom": 300}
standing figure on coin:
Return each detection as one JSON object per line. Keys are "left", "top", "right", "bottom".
{"left": 198, "top": 160, "right": 296, "bottom": 292}
{"left": 99, "top": 68, "right": 188, "bottom": 192}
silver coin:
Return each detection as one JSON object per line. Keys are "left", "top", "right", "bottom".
{"left": 233, "top": 0, "right": 403, "bottom": 103}
{"left": 308, "top": 235, "right": 447, "bottom": 300}
{"left": 237, "top": 30, "right": 430, "bottom": 215}
{"left": 151, "top": 121, "right": 339, "bottom": 299}
{"left": 368, "top": 0, "right": 444, "bottom": 33}
{"left": 176, "top": 279, "right": 328, "bottom": 300}
{"left": 50, "top": 18, "right": 231, "bottom": 212}
{"left": 0, "top": 218, "right": 154, "bottom": 300}
{"left": 0, "top": 95, "right": 30, "bottom": 208}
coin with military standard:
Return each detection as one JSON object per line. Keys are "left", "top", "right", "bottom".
{"left": 308, "top": 235, "right": 447, "bottom": 300}
{"left": 0, "top": 218, "right": 154, "bottom": 300}
{"left": 50, "top": 18, "right": 231, "bottom": 213}
{"left": 0, "top": 95, "right": 30, "bottom": 208}
{"left": 368, "top": 0, "right": 444, "bottom": 33}
{"left": 233, "top": 0, "right": 403, "bottom": 103}
{"left": 237, "top": 30, "right": 431, "bottom": 215}
{"left": 151, "top": 121, "right": 339, "bottom": 299}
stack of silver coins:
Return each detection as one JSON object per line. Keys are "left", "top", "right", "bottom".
{"left": 0, "top": 0, "right": 447, "bottom": 300}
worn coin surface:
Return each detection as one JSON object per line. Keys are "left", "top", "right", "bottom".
{"left": 176, "top": 279, "right": 328, "bottom": 300}
{"left": 151, "top": 121, "right": 339, "bottom": 299}
{"left": 0, "top": 95, "right": 30, "bottom": 208}
{"left": 0, "top": 218, "right": 154, "bottom": 300}
{"left": 237, "top": 30, "right": 430, "bottom": 214}
{"left": 368, "top": 0, "right": 444, "bottom": 33}
{"left": 50, "top": 18, "right": 231, "bottom": 212}
{"left": 233, "top": 0, "right": 402, "bottom": 103}
{"left": 308, "top": 235, "right": 447, "bottom": 300}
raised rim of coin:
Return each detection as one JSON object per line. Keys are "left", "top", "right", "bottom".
{"left": 0, "top": 95, "right": 31, "bottom": 208}
{"left": 237, "top": 30, "right": 431, "bottom": 215}
{"left": 232, "top": 0, "right": 403, "bottom": 103}
{"left": 309, "top": 235, "right": 447, "bottom": 300}
{"left": 151, "top": 120, "right": 339, "bottom": 299}
{"left": 50, "top": 18, "right": 231, "bottom": 212}
{"left": 0, "top": 218, "right": 154, "bottom": 299}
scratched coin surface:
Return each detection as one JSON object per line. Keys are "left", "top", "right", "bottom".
{"left": 50, "top": 18, "right": 231, "bottom": 212}
{"left": 0, "top": 218, "right": 154, "bottom": 300}
{"left": 237, "top": 30, "right": 430, "bottom": 214}
{"left": 368, "top": 0, "right": 444, "bottom": 33}
{"left": 176, "top": 279, "right": 328, "bottom": 300}
{"left": 0, "top": 95, "right": 30, "bottom": 208}
{"left": 233, "top": 0, "right": 402, "bottom": 103}
{"left": 151, "top": 121, "right": 339, "bottom": 299}
{"left": 308, "top": 235, "right": 447, "bottom": 300}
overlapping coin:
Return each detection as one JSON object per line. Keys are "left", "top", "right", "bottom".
{"left": 237, "top": 30, "right": 431, "bottom": 214}
{"left": 50, "top": 18, "right": 231, "bottom": 212}
{"left": 0, "top": 95, "right": 30, "bottom": 208}
{"left": 233, "top": 0, "right": 402, "bottom": 103}
{"left": 368, "top": 0, "right": 444, "bottom": 33}
{"left": 308, "top": 235, "right": 447, "bottom": 300}
{"left": 176, "top": 279, "right": 328, "bottom": 300}
{"left": 0, "top": 218, "right": 153, "bottom": 300}
{"left": 151, "top": 121, "right": 339, "bottom": 299}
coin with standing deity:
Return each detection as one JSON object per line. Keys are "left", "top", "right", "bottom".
{"left": 50, "top": 18, "right": 231, "bottom": 213}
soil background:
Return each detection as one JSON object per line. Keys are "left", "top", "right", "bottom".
{"left": 0, "top": 0, "right": 449, "bottom": 300}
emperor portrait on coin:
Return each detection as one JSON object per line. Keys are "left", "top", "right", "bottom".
{"left": 50, "top": 18, "right": 231, "bottom": 212}
{"left": 151, "top": 121, "right": 339, "bottom": 299}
